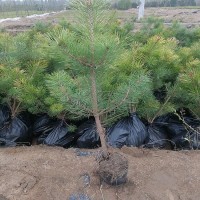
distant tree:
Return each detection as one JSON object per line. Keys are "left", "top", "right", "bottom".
{"left": 117, "top": 0, "right": 132, "bottom": 10}
{"left": 170, "top": 0, "right": 177, "bottom": 6}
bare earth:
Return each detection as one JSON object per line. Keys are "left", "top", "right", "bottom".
{"left": 0, "top": 8, "right": 200, "bottom": 34}
{"left": 0, "top": 146, "right": 200, "bottom": 200}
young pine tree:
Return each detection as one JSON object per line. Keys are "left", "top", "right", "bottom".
{"left": 46, "top": 0, "right": 152, "bottom": 156}
{"left": 172, "top": 42, "right": 200, "bottom": 117}
{"left": 123, "top": 36, "right": 181, "bottom": 122}
{"left": 0, "top": 31, "right": 48, "bottom": 117}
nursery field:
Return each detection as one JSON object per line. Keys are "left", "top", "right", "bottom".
{"left": 1, "top": 2, "right": 200, "bottom": 200}
{"left": 0, "top": 7, "right": 200, "bottom": 34}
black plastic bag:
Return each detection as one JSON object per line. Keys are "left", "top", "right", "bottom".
{"left": 37, "top": 120, "right": 75, "bottom": 148}
{"left": 144, "top": 123, "right": 171, "bottom": 149}
{"left": 0, "top": 138, "right": 17, "bottom": 147}
{"left": 0, "top": 105, "right": 10, "bottom": 128}
{"left": 76, "top": 120, "right": 100, "bottom": 149}
{"left": 153, "top": 110, "right": 200, "bottom": 149}
{"left": 33, "top": 114, "right": 57, "bottom": 136}
{"left": 167, "top": 114, "right": 199, "bottom": 149}
{"left": 0, "top": 112, "right": 32, "bottom": 146}
{"left": 107, "top": 113, "right": 148, "bottom": 148}
{"left": 188, "top": 130, "right": 200, "bottom": 150}
{"left": 165, "top": 114, "right": 188, "bottom": 145}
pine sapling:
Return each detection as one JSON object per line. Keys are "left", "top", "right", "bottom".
{"left": 45, "top": 0, "right": 162, "bottom": 185}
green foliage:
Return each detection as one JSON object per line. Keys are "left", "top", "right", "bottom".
{"left": 33, "top": 21, "right": 52, "bottom": 34}
{"left": 166, "top": 22, "right": 200, "bottom": 46}
{"left": 58, "top": 18, "right": 72, "bottom": 29}
{"left": 1, "top": 5, "right": 200, "bottom": 124}
{"left": 0, "top": 64, "right": 47, "bottom": 116}
{"left": 46, "top": 71, "right": 92, "bottom": 119}
{"left": 0, "top": 31, "right": 48, "bottom": 68}
{"left": 133, "top": 17, "right": 200, "bottom": 47}
{"left": 0, "top": 31, "right": 49, "bottom": 116}
{"left": 109, "top": 42, "right": 178, "bottom": 120}
{"left": 45, "top": 0, "right": 155, "bottom": 125}
{"left": 131, "top": 36, "right": 180, "bottom": 89}
{"left": 172, "top": 41, "right": 200, "bottom": 117}
{"left": 133, "top": 17, "right": 166, "bottom": 44}
{"left": 0, "top": 33, "right": 14, "bottom": 64}
{"left": 110, "top": 18, "right": 135, "bottom": 48}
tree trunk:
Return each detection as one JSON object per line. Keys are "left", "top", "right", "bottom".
{"left": 138, "top": 0, "right": 145, "bottom": 20}
{"left": 87, "top": 1, "right": 108, "bottom": 157}
{"left": 94, "top": 114, "right": 108, "bottom": 154}
{"left": 90, "top": 67, "right": 108, "bottom": 156}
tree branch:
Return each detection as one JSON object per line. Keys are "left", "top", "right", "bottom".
{"left": 61, "top": 47, "right": 93, "bottom": 67}
{"left": 99, "top": 87, "right": 130, "bottom": 115}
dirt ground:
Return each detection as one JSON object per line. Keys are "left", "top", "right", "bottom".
{"left": 0, "top": 8, "right": 200, "bottom": 34}
{"left": 0, "top": 146, "right": 200, "bottom": 200}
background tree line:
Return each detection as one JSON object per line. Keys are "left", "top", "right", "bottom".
{"left": 0, "top": 0, "right": 67, "bottom": 13}
{"left": 112, "top": 0, "right": 198, "bottom": 10}
{"left": 0, "top": 0, "right": 199, "bottom": 14}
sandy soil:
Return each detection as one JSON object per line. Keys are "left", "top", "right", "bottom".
{"left": 0, "top": 8, "right": 200, "bottom": 34}
{"left": 0, "top": 146, "right": 200, "bottom": 200}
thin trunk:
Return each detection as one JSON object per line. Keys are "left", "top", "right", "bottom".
{"left": 87, "top": 1, "right": 108, "bottom": 156}
{"left": 90, "top": 67, "right": 108, "bottom": 155}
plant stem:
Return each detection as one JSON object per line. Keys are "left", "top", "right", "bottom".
{"left": 12, "top": 101, "right": 22, "bottom": 118}
{"left": 87, "top": 1, "right": 108, "bottom": 156}
{"left": 90, "top": 67, "right": 108, "bottom": 156}
{"left": 151, "top": 95, "right": 171, "bottom": 123}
